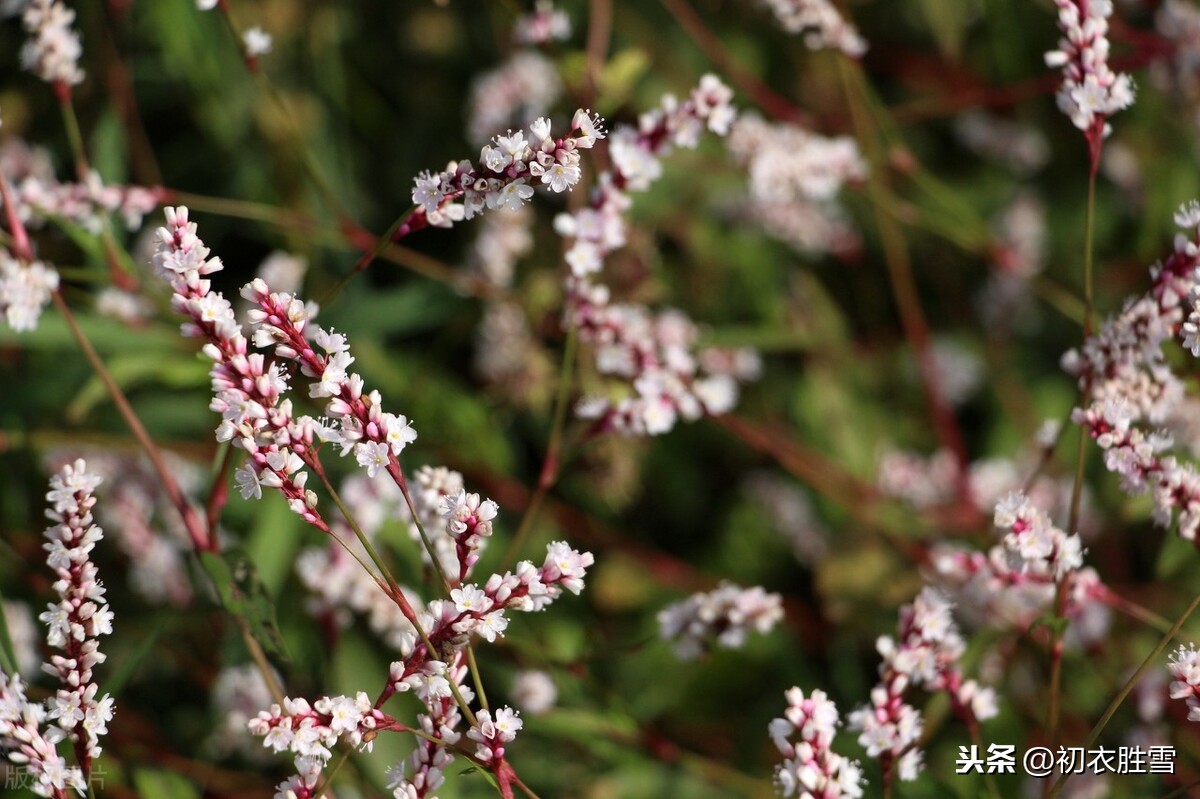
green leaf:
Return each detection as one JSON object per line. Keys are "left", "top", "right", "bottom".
{"left": 0, "top": 586, "right": 19, "bottom": 675}
{"left": 104, "top": 615, "right": 168, "bottom": 697}
{"left": 199, "top": 549, "right": 291, "bottom": 662}
{"left": 131, "top": 768, "right": 201, "bottom": 799}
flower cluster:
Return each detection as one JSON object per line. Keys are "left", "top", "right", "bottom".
{"left": 1168, "top": 643, "right": 1200, "bottom": 722}
{"left": 249, "top": 693, "right": 395, "bottom": 797}
{"left": 757, "top": 0, "right": 867, "bottom": 57}
{"left": 152, "top": 207, "right": 326, "bottom": 528}
{"left": 413, "top": 109, "right": 602, "bottom": 228}
{"left": 20, "top": 0, "right": 84, "bottom": 88}
{"left": 514, "top": 1, "right": 571, "bottom": 45}
{"left": 38, "top": 459, "right": 115, "bottom": 770}
{"left": 769, "top": 687, "right": 864, "bottom": 798}
{"left": 439, "top": 490, "right": 499, "bottom": 584}
{"left": 0, "top": 460, "right": 113, "bottom": 798}
{"left": 241, "top": 277, "right": 419, "bottom": 480}
{"left": 467, "top": 706, "right": 523, "bottom": 764}
{"left": 929, "top": 491, "right": 1109, "bottom": 645}
{"left": 657, "top": 582, "right": 784, "bottom": 660}
{"left": 726, "top": 113, "right": 865, "bottom": 257}
{"left": 0, "top": 248, "right": 59, "bottom": 333}
{"left": 1044, "top": 0, "right": 1134, "bottom": 160}
{"left": 0, "top": 672, "right": 85, "bottom": 798}
{"left": 562, "top": 76, "right": 760, "bottom": 436}
{"left": 848, "top": 588, "right": 997, "bottom": 784}
{"left": 46, "top": 449, "right": 196, "bottom": 607}
{"left": 992, "top": 490, "right": 1084, "bottom": 580}
{"left": 1067, "top": 203, "right": 1200, "bottom": 543}
{"left": 388, "top": 654, "right": 471, "bottom": 799}
{"left": 5, "top": 169, "right": 161, "bottom": 234}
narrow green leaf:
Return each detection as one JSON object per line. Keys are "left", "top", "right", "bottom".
{"left": 105, "top": 616, "right": 168, "bottom": 697}
{"left": 199, "top": 549, "right": 291, "bottom": 662}
{"left": 131, "top": 768, "right": 201, "bottom": 799}
{"left": 0, "top": 585, "right": 19, "bottom": 675}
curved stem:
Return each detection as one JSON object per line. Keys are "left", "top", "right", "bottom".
{"left": 502, "top": 325, "right": 578, "bottom": 569}
{"left": 1049, "top": 591, "right": 1200, "bottom": 798}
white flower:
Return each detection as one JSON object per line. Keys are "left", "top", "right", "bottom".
{"left": 243, "top": 27, "right": 273, "bottom": 57}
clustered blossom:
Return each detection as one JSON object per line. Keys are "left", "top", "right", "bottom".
{"left": 269, "top": 538, "right": 593, "bottom": 794}
{"left": 0, "top": 461, "right": 113, "bottom": 798}
{"left": 467, "top": 52, "right": 563, "bottom": 145}
{"left": 1044, "top": 0, "right": 1134, "bottom": 162}
{"left": 0, "top": 672, "right": 85, "bottom": 798}
{"left": 1067, "top": 203, "right": 1200, "bottom": 543}
{"left": 152, "top": 207, "right": 326, "bottom": 529}
{"left": 1168, "top": 644, "right": 1200, "bottom": 721}
{"left": 2, "top": 169, "right": 161, "bottom": 234}
{"left": 38, "top": 460, "right": 115, "bottom": 771}
{"left": 848, "top": 588, "right": 997, "bottom": 785}
{"left": 20, "top": 0, "right": 84, "bottom": 87}
{"left": 0, "top": 248, "right": 59, "bottom": 333}
{"left": 387, "top": 655, "right": 471, "bottom": 799}
{"left": 726, "top": 113, "right": 865, "bottom": 257}
{"left": 514, "top": 1, "right": 571, "bottom": 45}
{"left": 930, "top": 492, "right": 1110, "bottom": 646}
{"left": 657, "top": 582, "right": 784, "bottom": 660}
{"left": 47, "top": 450, "right": 196, "bottom": 607}
{"left": 413, "top": 109, "right": 600, "bottom": 229}
{"left": 991, "top": 490, "right": 1083, "bottom": 580}
{"left": 562, "top": 76, "right": 760, "bottom": 436}
{"left": 770, "top": 688, "right": 864, "bottom": 798}
{"left": 249, "top": 693, "right": 395, "bottom": 797}
{"left": 243, "top": 26, "right": 273, "bottom": 57}
{"left": 439, "top": 490, "right": 499, "bottom": 584}
{"left": 467, "top": 706, "right": 523, "bottom": 764}
{"left": 241, "top": 277, "right": 419, "bottom": 481}
{"left": 757, "top": 0, "right": 867, "bottom": 57}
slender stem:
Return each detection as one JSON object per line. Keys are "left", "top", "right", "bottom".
{"left": 57, "top": 93, "right": 90, "bottom": 180}
{"left": 1047, "top": 165, "right": 1100, "bottom": 758}
{"left": 242, "top": 625, "right": 284, "bottom": 705}
{"left": 502, "top": 325, "right": 578, "bottom": 569}
{"left": 513, "top": 774, "right": 543, "bottom": 799}
{"left": 316, "top": 464, "right": 403, "bottom": 596}
{"left": 467, "top": 645, "right": 490, "bottom": 711}
{"left": 838, "top": 58, "right": 971, "bottom": 495}
{"left": 389, "top": 464, "right": 454, "bottom": 593}
{"left": 50, "top": 291, "right": 212, "bottom": 551}
{"left": 1101, "top": 589, "right": 1197, "bottom": 643}
{"left": 1049, "top": 591, "right": 1200, "bottom": 798}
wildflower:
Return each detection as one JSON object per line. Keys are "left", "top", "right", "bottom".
{"left": 848, "top": 588, "right": 996, "bottom": 784}
{"left": 758, "top": 0, "right": 867, "bottom": 57}
{"left": 20, "top": 0, "right": 84, "bottom": 87}
{"left": 1045, "top": 0, "right": 1135, "bottom": 163}
{"left": 243, "top": 27, "right": 272, "bottom": 57}
{"left": 770, "top": 688, "right": 865, "bottom": 798}
{"left": 658, "top": 582, "right": 784, "bottom": 660}
{"left": 0, "top": 249, "right": 58, "bottom": 332}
